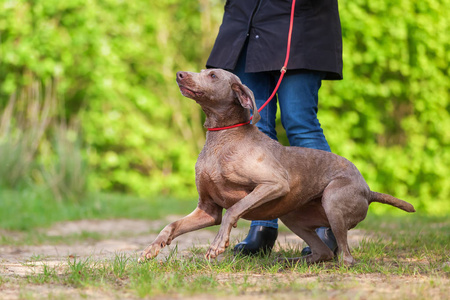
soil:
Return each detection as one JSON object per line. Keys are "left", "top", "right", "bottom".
{"left": 0, "top": 218, "right": 447, "bottom": 299}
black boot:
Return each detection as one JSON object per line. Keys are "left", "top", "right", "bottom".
{"left": 233, "top": 226, "right": 278, "bottom": 256}
{"left": 300, "top": 227, "right": 337, "bottom": 256}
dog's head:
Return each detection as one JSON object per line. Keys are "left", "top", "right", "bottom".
{"left": 176, "top": 69, "right": 260, "bottom": 125}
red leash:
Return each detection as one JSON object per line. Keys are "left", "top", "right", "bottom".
{"left": 208, "top": 0, "right": 296, "bottom": 132}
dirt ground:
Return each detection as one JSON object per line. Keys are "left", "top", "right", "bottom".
{"left": 0, "top": 217, "right": 367, "bottom": 275}
{"left": 0, "top": 218, "right": 448, "bottom": 299}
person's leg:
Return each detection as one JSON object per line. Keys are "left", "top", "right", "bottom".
{"left": 277, "top": 69, "right": 337, "bottom": 254}
{"left": 277, "top": 70, "right": 331, "bottom": 151}
{"left": 231, "top": 46, "right": 278, "bottom": 254}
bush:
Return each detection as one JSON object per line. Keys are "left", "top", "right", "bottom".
{"left": 0, "top": 0, "right": 448, "bottom": 214}
{"left": 0, "top": 0, "right": 210, "bottom": 198}
{"left": 0, "top": 80, "right": 53, "bottom": 188}
{"left": 0, "top": 78, "right": 89, "bottom": 202}
{"left": 319, "top": 0, "right": 450, "bottom": 215}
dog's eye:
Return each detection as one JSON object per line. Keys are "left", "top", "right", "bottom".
{"left": 210, "top": 73, "right": 217, "bottom": 79}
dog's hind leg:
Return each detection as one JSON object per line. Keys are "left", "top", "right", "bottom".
{"left": 279, "top": 207, "right": 335, "bottom": 264}
{"left": 321, "top": 179, "right": 370, "bottom": 266}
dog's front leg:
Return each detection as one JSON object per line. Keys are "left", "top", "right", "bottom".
{"left": 140, "top": 203, "right": 222, "bottom": 262}
{"left": 205, "top": 181, "right": 289, "bottom": 259}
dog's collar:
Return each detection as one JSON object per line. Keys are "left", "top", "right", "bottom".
{"left": 207, "top": 121, "right": 251, "bottom": 131}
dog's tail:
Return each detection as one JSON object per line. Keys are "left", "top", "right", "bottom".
{"left": 369, "top": 191, "right": 415, "bottom": 213}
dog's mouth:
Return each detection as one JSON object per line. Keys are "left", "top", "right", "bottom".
{"left": 178, "top": 85, "right": 204, "bottom": 98}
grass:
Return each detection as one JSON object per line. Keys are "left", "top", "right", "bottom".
{"left": 0, "top": 79, "right": 93, "bottom": 205}
{"left": 0, "top": 188, "right": 449, "bottom": 299}
{"left": 12, "top": 232, "right": 450, "bottom": 299}
{"left": 0, "top": 188, "right": 196, "bottom": 232}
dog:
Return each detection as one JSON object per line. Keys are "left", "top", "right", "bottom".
{"left": 140, "top": 69, "right": 415, "bottom": 265}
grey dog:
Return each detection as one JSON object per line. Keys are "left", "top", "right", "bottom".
{"left": 140, "top": 69, "right": 415, "bottom": 265}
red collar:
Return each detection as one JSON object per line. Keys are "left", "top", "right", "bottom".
{"left": 207, "top": 121, "right": 250, "bottom": 131}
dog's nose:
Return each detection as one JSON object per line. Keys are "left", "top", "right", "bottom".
{"left": 177, "top": 71, "right": 187, "bottom": 80}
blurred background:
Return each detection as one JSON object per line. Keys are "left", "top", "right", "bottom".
{"left": 0, "top": 0, "right": 449, "bottom": 219}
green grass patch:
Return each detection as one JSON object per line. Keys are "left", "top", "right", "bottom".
{"left": 0, "top": 188, "right": 196, "bottom": 231}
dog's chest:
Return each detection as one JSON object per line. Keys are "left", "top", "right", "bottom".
{"left": 195, "top": 146, "right": 252, "bottom": 208}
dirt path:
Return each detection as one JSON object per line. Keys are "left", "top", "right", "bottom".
{"left": 0, "top": 218, "right": 368, "bottom": 271}
{"left": 1, "top": 219, "right": 446, "bottom": 299}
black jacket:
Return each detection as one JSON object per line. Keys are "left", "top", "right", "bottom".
{"left": 206, "top": 0, "right": 343, "bottom": 80}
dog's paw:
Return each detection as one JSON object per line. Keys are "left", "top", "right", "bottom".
{"left": 205, "top": 247, "right": 222, "bottom": 259}
{"left": 205, "top": 239, "right": 229, "bottom": 259}
{"left": 138, "top": 242, "right": 165, "bottom": 263}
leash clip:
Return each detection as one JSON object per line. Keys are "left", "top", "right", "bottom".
{"left": 280, "top": 66, "right": 287, "bottom": 73}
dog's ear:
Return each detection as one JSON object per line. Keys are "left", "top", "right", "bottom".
{"left": 231, "top": 83, "right": 260, "bottom": 125}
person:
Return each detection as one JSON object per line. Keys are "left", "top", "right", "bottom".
{"left": 206, "top": 0, "right": 342, "bottom": 255}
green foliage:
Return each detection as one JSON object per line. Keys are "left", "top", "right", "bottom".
{"left": 0, "top": 99, "right": 42, "bottom": 188}
{"left": 38, "top": 121, "right": 89, "bottom": 203}
{"left": 0, "top": 78, "right": 89, "bottom": 201}
{"left": 0, "top": 0, "right": 449, "bottom": 214}
{"left": 0, "top": 81, "right": 50, "bottom": 188}
{"left": 0, "top": 0, "right": 217, "bottom": 197}
{"left": 318, "top": 0, "right": 450, "bottom": 215}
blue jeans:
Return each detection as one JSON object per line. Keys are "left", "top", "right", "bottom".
{"left": 233, "top": 50, "right": 331, "bottom": 229}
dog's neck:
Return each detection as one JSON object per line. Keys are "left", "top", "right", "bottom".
{"left": 202, "top": 105, "right": 250, "bottom": 130}
{"left": 207, "top": 121, "right": 251, "bottom": 131}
